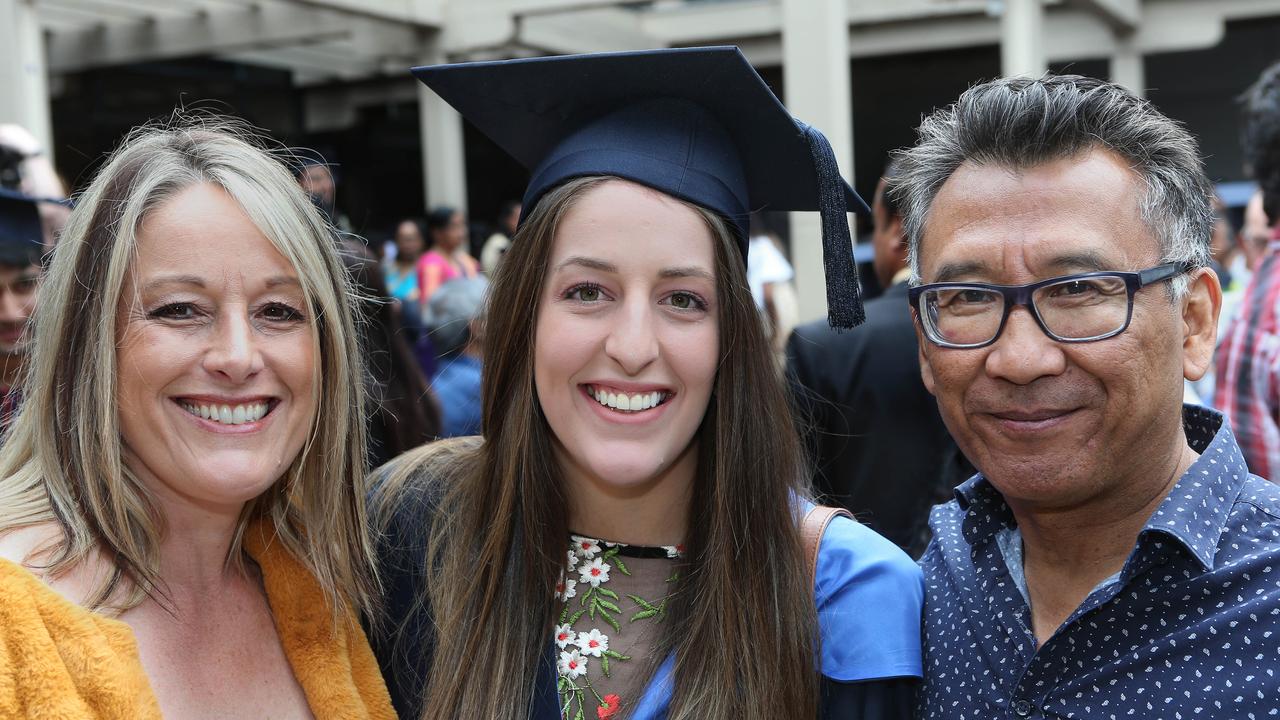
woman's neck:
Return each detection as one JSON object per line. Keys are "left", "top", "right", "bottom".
{"left": 559, "top": 442, "right": 696, "bottom": 547}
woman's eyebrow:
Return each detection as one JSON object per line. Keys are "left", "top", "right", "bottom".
{"left": 142, "top": 274, "right": 205, "bottom": 292}
{"left": 555, "top": 256, "right": 616, "bottom": 274}
{"left": 659, "top": 266, "right": 714, "bottom": 281}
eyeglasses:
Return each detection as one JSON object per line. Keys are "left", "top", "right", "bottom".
{"left": 908, "top": 262, "right": 1193, "bottom": 349}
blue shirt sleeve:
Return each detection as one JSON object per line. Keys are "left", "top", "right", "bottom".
{"left": 815, "top": 515, "right": 924, "bottom": 682}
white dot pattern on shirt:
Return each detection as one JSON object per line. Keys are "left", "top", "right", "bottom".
{"left": 919, "top": 406, "right": 1280, "bottom": 719}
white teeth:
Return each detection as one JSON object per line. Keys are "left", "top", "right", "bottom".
{"left": 587, "top": 386, "right": 667, "bottom": 413}
{"left": 179, "top": 401, "right": 270, "bottom": 426}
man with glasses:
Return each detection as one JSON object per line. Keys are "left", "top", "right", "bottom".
{"left": 896, "top": 75, "right": 1280, "bottom": 719}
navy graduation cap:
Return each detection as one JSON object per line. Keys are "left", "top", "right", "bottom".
{"left": 412, "top": 46, "right": 867, "bottom": 328}
{"left": 0, "top": 188, "right": 45, "bottom": 268}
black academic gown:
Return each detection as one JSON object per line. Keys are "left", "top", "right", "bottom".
{"left": 785, "top": 281, "right": 973, "bottom": 557}
{"left": 368, "top": 484, "right": 917, "bottom": 720}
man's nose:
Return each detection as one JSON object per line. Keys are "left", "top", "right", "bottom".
{"left": 984, "top": 307, "right": 1067, "bottom": 384}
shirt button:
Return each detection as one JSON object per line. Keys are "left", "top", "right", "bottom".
{"left": 1013, "top": 699, "right": 1034, "bottom": 717}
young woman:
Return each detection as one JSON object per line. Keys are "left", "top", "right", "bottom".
{"left": 0, "top": 119, "right": 394, "bottom": 718}
{"left": 370, "top": 48, "right": 922, "bottom": 720}
{"left": 416, "top": 206, "right": 480, "bottom": 304}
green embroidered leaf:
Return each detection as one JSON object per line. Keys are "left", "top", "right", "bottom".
{"left": 627, "top": 594, "right": 660, "bottom": 612}
{"left": 601, "top": 610, "right": 621, "bottom": 632}
{"left": 613, "top": 556, "right": 631, "bottom": 576}
{"left": 601, "top": 654, "right": 610, "bottom": 677}
{"left": 568, "top": 607, "right": 587, "bottom": 624}
{"left": 631, "top": 608, "right": 659, "bottom": 621}
{"left": 603, "top": 649, "right": 630, "bottom": 660}
{"left": 574, "top": 704, "right": 584, "bottom": 720}
{"left": 597, "top": 587, "right": 620, "bottom": 600}
{"left": 666, "top": 570, "right": 679, "bottom": 583}
{"left": 597, "top": 599, "right": 621, "bottom": 613}
{"left": 588, "top": 603, "right": 597, "bottom": 619}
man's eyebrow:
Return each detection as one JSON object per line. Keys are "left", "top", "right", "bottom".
{"left": 1041, "top": 252, "right": 1111, "bottom": 274}
{"left": 554, "top": 256, "right": 616, "bottom": 274}
{"left": 932, "top": 261, "right": 991, "bottom": 283}
{"left": 658, "top": 266, "right": 714, "bottom": 281}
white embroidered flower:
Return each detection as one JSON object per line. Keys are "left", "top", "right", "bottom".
{"left": 665, "top": 543, "right": 684, "bottom": 559}
{"left": 571, "top": 535, "right": 601, "bottom": 559}
{"left": 555, "top": 576, "right": 578, "bottom": 601}
{"left": 558, "top": 649, "right": 588, "bottom": 679}
{"left": 566, "top": 548, "right": 580, "bottom": 569}
{"left": 575, "top": 628, "right": 609, "bottom": 657}
{"left": 554, "top": 623, "right": 575, "bottom": 649}
{"left": 578, "top": 557, "right": 611, "bottom": 587}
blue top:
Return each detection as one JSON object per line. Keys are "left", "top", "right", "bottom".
{"left": 624, "top": 512, "right": 923, "bottom": 720}
{"left": 918, "top": 405, "right": 1280, "bottom": 719}
{"left": 429, "top": 354, "right": 482, "bottom": 438}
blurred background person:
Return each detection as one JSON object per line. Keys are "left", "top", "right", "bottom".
{"left": 424, "top": 276, "right": 487, "bottom": 438}
{"left": 342, "top": 240, "right": 441, "bottom": 467}
{"left": 1216, "top": 60, "right": 1280, "bottom": 479}
{"left": 0, "top": 124, "right": 70, "bottom": 427}
{"left": 417, "top": 206, "right": 479, "bottom": 306}
{"left": 480, "top": 199, "right": 520, "bottom": 275}
{"left": 0, "top": 120, "right": 392, "bottom": 718}
{"left": 787, "top": 161, "right": 972, "bottom": 556}
{"left": 296, "top": 156, "right": 352, "bottom": 233}
{"left": 747, "top": 215, "right": 799, "bottom": 364}
{"left": 383, "top": 217, "right": 428, "bottom": 341}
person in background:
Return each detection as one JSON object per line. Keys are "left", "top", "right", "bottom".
{"left": 0, "top": 120, "right": 393, "bottom": 718}
{"left": 746, "top": 216, "right": 798, "bottom": 360}
{"left": 0, "top": 124, "right": 70, "bottom": 428}
{"left": 901, "top": 74, "right": 1280, "bottom": 719}
{"left": 480, "top": 200, "right": 521, "bottom": 275}
{"left": 384, "top": 217, "right": 430, "bottom": 344}
{"left": 424, "top": 276, "right": 487, "bottom": 438}
{"left": 417, "top": 206, "right": 479, "bottom": 306}
{"left": 297, "top": 156, "right": 353, "bottom": 233}
{"left": 786, "top": 161, "right": 971, "bottom": 557}
{"left": 343, "top": 240, "right": 441, "bottom": 466}
{"left": 1215, "top": 61, "right": 1280, "bottom": 479}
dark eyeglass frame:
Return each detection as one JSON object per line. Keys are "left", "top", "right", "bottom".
{"left": 907, "top": 261, "right": 1194, "bottom": 349}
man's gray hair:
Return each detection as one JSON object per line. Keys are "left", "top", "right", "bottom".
{"left": 891, "top": 74, "right": 1213, "bottom": 297}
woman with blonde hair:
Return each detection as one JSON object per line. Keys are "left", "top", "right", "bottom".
{"left": 0, "top": 119, "right": 394, "bottom": 719}
{"left": 371, "top": 48, "right": 922, "bottom": 720}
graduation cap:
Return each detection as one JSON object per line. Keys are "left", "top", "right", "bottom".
{"left": 0, "top": 188, "right": 46, "bottom": 268}
{"left": 412, "top": 46, "right": 866, "bottom": 328}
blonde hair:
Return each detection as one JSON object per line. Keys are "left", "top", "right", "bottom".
{"left": 0, "top": 116, "right": 377, "bottom": 617}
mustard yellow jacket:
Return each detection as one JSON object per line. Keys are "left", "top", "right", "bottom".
{"left": 0, "top": 522, "right": 395, "bottom": 719}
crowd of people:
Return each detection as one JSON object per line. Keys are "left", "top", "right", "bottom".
{"left": 0, "top": 44, "right": 1276, "bottom": 720}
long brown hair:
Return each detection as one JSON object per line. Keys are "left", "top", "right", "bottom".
{"left": 374, "top": 176, "right": 818, "bottom": 719}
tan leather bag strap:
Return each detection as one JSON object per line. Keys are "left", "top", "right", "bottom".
{"left": 801, "top": 505, "right": 854, "bottom": 595}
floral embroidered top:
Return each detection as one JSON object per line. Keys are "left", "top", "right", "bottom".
{"left": 555, "top": 534, "right": 683, "bottom": 720}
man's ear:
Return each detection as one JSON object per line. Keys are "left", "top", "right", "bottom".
{"left": 1181, "top": 266, "right": 1221, "bottom": 382}
{"left": 890, "top": 215, "right": 909, "bottom": 267}
{"left": 913, "top": 309, "right": 938, "bottom": 396}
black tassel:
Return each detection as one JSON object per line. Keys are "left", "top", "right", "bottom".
{"left": 799, "top": 122, "right": 864, "bottom": 330}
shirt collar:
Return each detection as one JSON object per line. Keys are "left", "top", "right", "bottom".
{"left": 954, "top": 405, "right": 1249, "bottom": 572}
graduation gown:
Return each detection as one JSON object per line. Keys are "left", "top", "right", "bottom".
{"left": 370, "top": 491, "right": 923, "bottom": 719}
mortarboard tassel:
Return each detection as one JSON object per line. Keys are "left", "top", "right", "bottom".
{"left": 798, "top": 123, "right": 865, "bottom": 330}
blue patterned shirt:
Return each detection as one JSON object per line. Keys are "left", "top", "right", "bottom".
{"left": 919, "top": 405, "right": 1280, "bottom": 719}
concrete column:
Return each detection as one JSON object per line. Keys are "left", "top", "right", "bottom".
{"left": 1110, "top": 31, "right": 1145, "bottom": 98}
{"left": 0, "top": 0, "right": 54, "bottom": 160}
{"left": 781, "top": 0, "right": 853, "bottom": 324}
{"left": 417, "top": 41, "right": 468, "bottom": 212}
{"left": 1000, "top": 0, "right": 1046, "bottom": 78}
